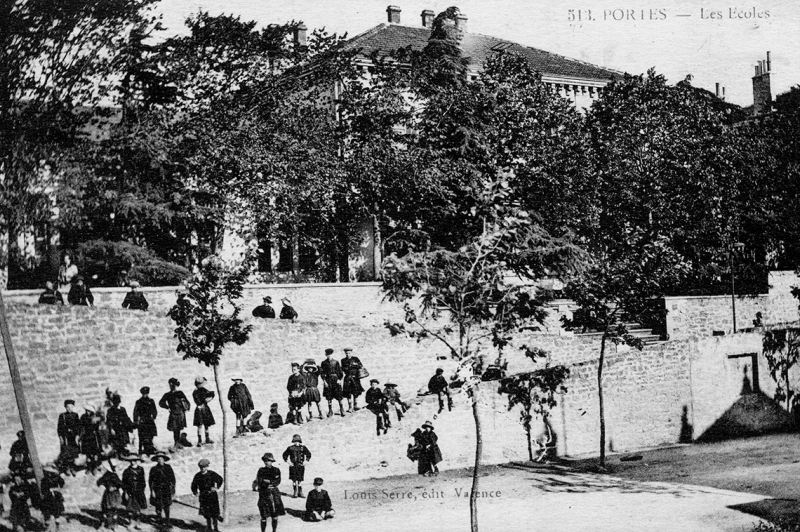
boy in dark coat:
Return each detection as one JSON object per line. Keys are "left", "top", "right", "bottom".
{"left": 41, "top": 464, "right": 66, "bottom": 532}
{"left": 57, "top": 400, "right": 80, "bottom": 450}
{"left": 149, "top": 452, "right": 175, "bottom": 526}
{"left": 159, "top": 378, "right": 190, "bottom": 450}
{"left": 122, "top": 455, "right": 147, "bottom": 529}
{"left": 121, "top": 281, "right": 149, "bottom": 311}
{"left": 320, "top": 348, "right": 345, "bottom": 417}
{"left": 340, "top": 348, "right": 364, "bottom": 412}
{"left": 428, "top": 368, "right": 453, "bottom": 414}
{"left": 267, "top": 404, "right": 283, "bottom": 429}
{"left": 365, "top": 379, "right": 391, "bottom": 436}
{"left": 286, "top": 363, "right": 306, "bottom": 425}
{"left": 252, "top": 296, "right": 276, "bottom": 319}
{"left": 305, "top": 477, "right": 335, "bottom": 521}
{"left": 228, "top": 377, "right": 254, "bottom": 436}
{"left": 193, "top": 376, "right": 216, "bottom": 447}
{"left": 133, "top": 387, "right": 158, "bottom": 455}
{"left": 253, "top": 453, "right": 285, "bottom": 532}
{"left": 97, "top": 459, "right": 124, "bottom": 530}
{"left": 282, "top": 434, "right": 311, "bottom": 498}
{"left": 191, "top": 459, "right": 223, "bottom": 532}
{"left": 302, "top": 359, "right": 323, "bottom": 420}
{"left": 106, "top": 393, "right": 133, "bottom": 456}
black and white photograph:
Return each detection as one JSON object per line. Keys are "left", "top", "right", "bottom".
{"left": 1, "top": 0, "right": 800, "bottom": 531}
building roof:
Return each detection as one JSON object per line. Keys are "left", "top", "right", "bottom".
{"left": 344, "top": 23, "right": 622, "bottom": 83}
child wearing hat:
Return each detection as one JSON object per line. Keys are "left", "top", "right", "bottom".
{"left": 383, "top": 383, "right": 409, "bottom": 422}
{"left": 282, "top": 435, "right": 312, "bottom": 498}
{"left": 97, "top": 459, "right": 125, "bottom": 530}
{"left": 228, "top": 377, "right": 254, "bottom": 437}
{"left": 122, "top": 455, "right": 147, "bottom": 529}
{"left": 418, "top": 421, "right": 443, "bottom": 476}
{"left": 191, "top": 459, "right": 223, "bottom": 532}
{"left": 253, "top": 453, "right": 285, "bottom": 532}
{"left": 302, "top": 359, "right": 323, "bottom": 420}
{"left": 340, "top": 348, "right": 365, "bottom": 412}
{"left": 148, "top": 452, "right": 175, "bottom": 526}
{"left": 79, "top": 406, "right": 102, "bottom": 473}
{"left": 279, "top": 297, "right": 298, "bottom": 322}
{"left": 40, "top": 464, "right": 66, "bottom": 532}
{"left": 192, "top": 376, "right": 216, "bottom": 447}
{"left": 252, "top": 296, "right": 276, "bottom": 319}
{"left": 106, "top": 393, "right": 134, "bottom": 456}
{"left": 133, "top": 387, "right": 158, "bottom": 456}
{"left": 267, "top": 404, "right": 283, "bottom": 430}
{"left": 365, "top": 379, "right": 390, "bottom": 436}
{"left": 57, "top": 399, "right": 80, "bottom": 451}
{"left": 305, "top": 477, "right": 335, "bottom": 522}
{"left": 159, "top": 378, "right": 191, "bottom": 451}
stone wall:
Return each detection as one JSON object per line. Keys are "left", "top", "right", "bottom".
{"left": 664, "top": 271, "right": 799, "bottom": 340}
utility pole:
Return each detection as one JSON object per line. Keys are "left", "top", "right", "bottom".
{"left": 0, "top": 291, "right": 44, "bottom": 494}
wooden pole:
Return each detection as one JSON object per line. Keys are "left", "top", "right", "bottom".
{"left": 0, "top": 291, "right": 44, "bottom": 493}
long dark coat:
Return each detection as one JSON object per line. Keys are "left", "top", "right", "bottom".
{"left": 40, "top": 472, "right": 65, "bottom": 518}
{"left": 192, "top": 387, "right": 216, "bottom": 427}
{"left": 254, "top": 466, "right": 285, "bottom": 518}
{"left": 9, "top": 483, "right": 31, "bottom": 525}
{"left": 80, "top": 413, "right": 101, "bottom": 457}
{"left": 228, "top": 382, "right": 254, "bottom": 418}
{"left": 106, "top": 406, "right": 133, "bottom": 450}
{"left": 320, "top": 358, "right": 344, "bottom": 401}
{"left": 148, "top": 463, "right": 175, "bottom": 511}
{"left": 159, "top": 390, "right": 189, "bottom": 432}
{"left": 341, "top": 356, "right": 364, "bottom": 397}
{"left": 191, "top": 470, "right": 223, "bottom": 519}
{"left": 57, "top": 411, "right": 81, "bottom": 448}
{"left": 133, "top": 397, "right": 158, "bottom": 439}
{"left": 122, "top": 465, "right": 148, "bottom": 512}
{"left": 287, "top": 373, "right": 306, "bottom": 409}
{"left": 418, "top": 430, "right": 442, "bottom": 474}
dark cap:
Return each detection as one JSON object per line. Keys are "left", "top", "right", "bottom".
{"left": 64, "top": 399, "right": 75, "bottom": 407}
{"left": 370, "top": 379, "right": 379, "bottom": 384}
{"left": 168, "top": 377, "right": 180, "bottom": 387}
{"left": 436, "top": 368, "right": 444, "bottom": 374}
{"left": 262, "top": 453, "right": 275, "bottom": 462}
{"left": 140, "top": 387, "right": 150, "bottom": 394}
{"left": 313, "top": 477, "right": 323, "bottom": 486}
{"left": 324, "top": 348, "right": 334, "bottom": 355}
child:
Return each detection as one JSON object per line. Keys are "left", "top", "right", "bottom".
{"left": 365, "top": 379, "right": 390, "bottom": 436}
{"left": 253, "top": 453, "right": 285, "bottom": 532}
{"left": 246, "top": 411, "right": 264, "bottom": 432}
{"left": 192, "top": 376, "right": 216, "bottom": 447}
{"left": 97, "top": 459, "right": 124, "bottom": 529}
{"left": 191, "top": 459, "right": 223, "bottom": 532}
{"left": 305, "top": 477, "right": 335, "bottom": 521}
{"left": 122, "top": 455, "right": 147, "bottom": 529}
{"left": 228, "top": 377, "right": 254, "bottom": 437}
{"left": 383, "top": 382, "right": 409, "bottom": 422}
{"left": 8, "top": 473, "right": 31, "bottom": 532}
{"left": 427, "top": 368, "right": 453, "bottom": 414}
{"left": 282, "top": 435, "right": 311, "bottom": 498}
{"left": 267, "top": 404, "right": 283, "bottom": 429}
{"left": 41, "top": 464, "right": 66, "bottom": 532}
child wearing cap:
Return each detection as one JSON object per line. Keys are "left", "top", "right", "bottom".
{"left": 320, "top": 348, "right": 345, "bottom": 417}
{"left": 305, "top": 478, "right": 335, "bottom": 522}
{"left": 159, "top": 378, "right": 191, "bottom": 451}
{"left": 228, "top": 377, "right": 254, "bottom": 437}
{"left": 57, "top": 399, "right": 80, "bottom": 451}
{"left": 286, "top": 363, "right": 306, "bottom": 425}
{"left": 133, "top": 387, "right": 158, "bottom": 456}
{"left": 340, "top": 348, "right": 365, "bottom": 412}
{"left": 365, "top": 379, "right": 390, "bottom": 436}
{"left": 428, "top": 368, "right": 453, "bottom": 414}
{"left": 267, "top": 404, "right": 283, "bottom": 429}
{"left": 191, "top": 459, "right": 223, "bottom": 532}
{"left": 192, "top": 377, "right": 216, "bottom": 447}
{"left": 253, "top": 453, "right": 285, "bottom": 532}
{"left": 282, "top": 435, "right": 312, "bottom": 498}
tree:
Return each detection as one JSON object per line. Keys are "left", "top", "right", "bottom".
{"left": 498, "top": 349, "right": 569, "bottom": 462}
{"left": 383, "top": 170, "right": 583, "bottom": 532}
{"left": 167, "top": 254, "right": 253, "bottom": 521}
{"left": 0, "top": 0, "right": 160, "bottom": 287}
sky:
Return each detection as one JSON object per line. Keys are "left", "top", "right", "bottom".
{"left": 155, "top": 0, "right": 800, "bottom": 107}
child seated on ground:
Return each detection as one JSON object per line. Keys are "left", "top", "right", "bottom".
{"left": 268, "top": 404, "right": 283, "bottom": 429}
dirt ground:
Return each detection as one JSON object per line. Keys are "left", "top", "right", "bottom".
{"left": 568, "top": 432, "right": 800, "bottom": 526}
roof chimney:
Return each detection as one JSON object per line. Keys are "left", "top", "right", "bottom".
{"left": 752, "top": 51, "right": 773, "bottom": 116}
{"left": 421, "top": 9, "right": 435, "bottom": 27}
{"left": 293, "top": 22, "right": 307, "bottom": 47}
{"left": 387, "top": 5, "right": 401, "bottom": 24}
{"left": 455, "top": 13, "right": 468, "bottom": 32}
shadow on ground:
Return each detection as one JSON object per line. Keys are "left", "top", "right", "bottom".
{"left": 729, "top": 499, "right": 800, "bottom": 527}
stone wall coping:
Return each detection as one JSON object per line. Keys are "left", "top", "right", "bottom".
{"left": 663, "top": 293, "right": 769, "bottom": 302}
{"left": 2, "top": 281, "right": 383, "bottom": 297}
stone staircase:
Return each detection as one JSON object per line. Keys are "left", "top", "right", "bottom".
{"left": 545, "top": 299, "right": 665, "bottom": 346}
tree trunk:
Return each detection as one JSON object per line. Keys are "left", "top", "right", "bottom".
{"left": 470, "top": 386, "right": 482, "bottom": 532}
{"left": 598, "top": 334, "right": 607, "bottom": 469}
{"left": 372, "top": 212, "right": 381, "bottom": 281}
{"left": 526, "top": 418, "right": 533, "bottom": 463}
{"left": 212, "top": 365, "right": 229, "bottom": 522}
{"left": 291, "top": 231, "right": 300, "bottom": 276}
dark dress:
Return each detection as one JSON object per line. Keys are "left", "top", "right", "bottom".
{"left": 40, "top": 472, "right": 65, "bottom": 519}
{"left": 67, "top": 284, "right": 94, "bottom": 306}
{"left": 159, "top": 390, "right": 189, "bottom": 432}
{"left": 57, "top": 411, "right": 81, "bottom": 448}
{"left": 106, "top": 405, "right": 133, "bottom": 452}
{"left": 122, "top": 465, "right": 148, "bottom": 512}
{"left": 254, "top": 466, "right": 285, "bottom": 518}
{"left": 133, "top": 397, "right": 158, "bottom": 442}
{"left": 148, "top": 463, "right": 175, "bottom": 511}
{"left": 305, "top": 489, "right": 333, "bottom": 518}
{"left": 228, "top": 382, "right": 254, "bottom": 418}
{"left": 279, "top": 305, "right": 298, "bottom": 320}
{"left": 252, "top": 305, "right": 275, "bottom": 318}
{"left": 98, "top": 471, "right": 125, "bottom": 514}
{"left": 282, "top": 444, "right": 312, "bottom": 482}
{"left": 418, "top": 430, "right": 442, "bottom": 474}
{"left": 80, "top": 413, "right": 101, "bottom": 458}
{"left": 193, "top": 388, "right": 216, "bottom": 427}
{"left": 9, "top": 483, "right": 31, "bottom": 526}
{"left": 341, "top": 356, "right": 365, "bottom": 397}
{"left": 191, "top": 470, "right": 223, "bottom": 519}
{"left": 122, "top": 291, "right": 149, "bottom": 311}
{"left": 320, "top": 358, "right": 344, "bottom": 401}
{"left": 287, "top": 374, "right": 306, "bottom": 410}
{"left": 267, "top": 413, "right": 283, "bottom": 429}
{"left": 303, "top": 370, "right": 321, "bottom": 404}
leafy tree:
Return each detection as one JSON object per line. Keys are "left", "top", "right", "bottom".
{"left": 498, "top": 349, "right": 569, "bottom": 462}
{"left": 0, "top": 0, "right": 160, "bottom": 288}
{"left": 167, "top": 254, "right": 253, "bottom": 521}
{"left": 73, "top": 240, "right": 190, "bottom": 286}
{"left": 762, "top": 326, "right": 800, "bottom": 413}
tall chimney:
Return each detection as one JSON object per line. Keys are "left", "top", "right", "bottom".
{"left": 715, "top": 83, "right": 720, "bottom": 97}
{"left": 387, "top": 5, "right": 401, "bottom": 24}
{"left": 455, "top": 13, "right": 468, "bottom": 32}
{"left": 421, "top": 9, "right": 435, "bottom": 27}
{"left": 752, "top": 52, "right": 773, "bottom": 116}
{"left": 293, "top": 22, "right": 307, "bottom": 47}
